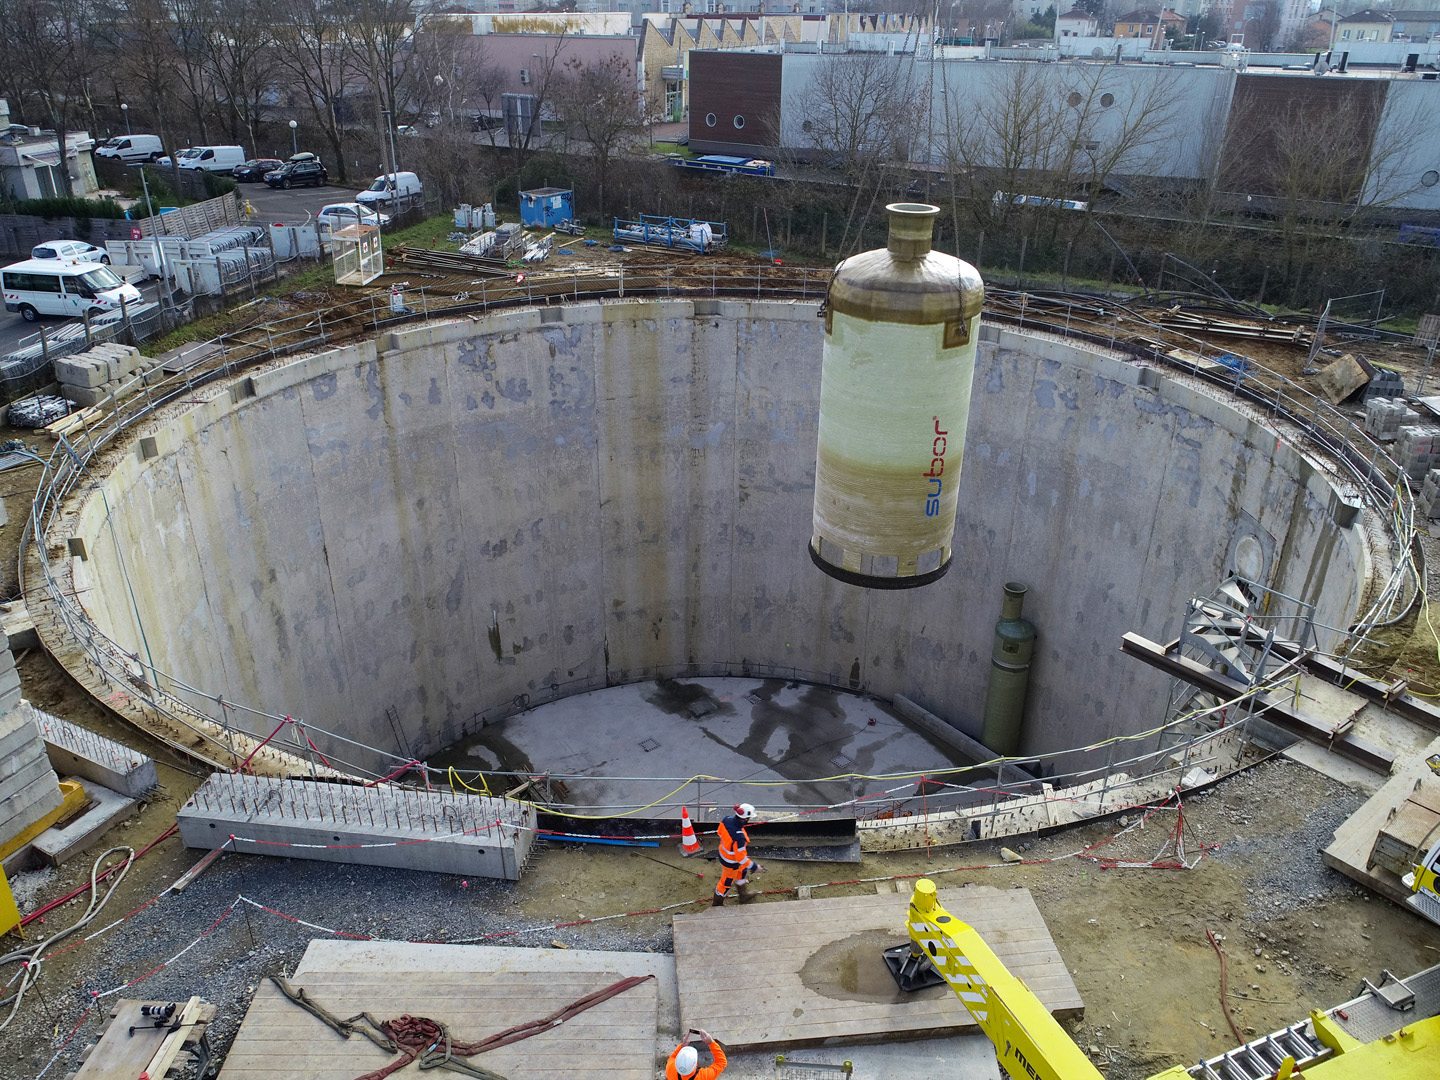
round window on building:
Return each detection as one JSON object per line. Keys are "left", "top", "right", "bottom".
{"left": 1100, "top": 92, "right": 1115, "bottom": 107}
{"left": 1424, "top": 170, "right": 1440, "bottom": 188}
{"left": 802, "top": 119, "right": 813, "bottom": 133}
{"left": 1067, "top": 91, "right": 1083, "bottom": 107}
{"left": 705, "top": 113, "right": 717, "bottom": 127}
{"left": 734, "top": 115, "right": 746, "bottom": 129}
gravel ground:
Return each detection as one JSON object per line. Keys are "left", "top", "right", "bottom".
{"left": 3, "top": 751, "right": 1439, "bottom": 1080}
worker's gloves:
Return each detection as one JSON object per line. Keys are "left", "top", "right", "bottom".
{"left": 752, "top": 862, "right": 767, "bottom": 874}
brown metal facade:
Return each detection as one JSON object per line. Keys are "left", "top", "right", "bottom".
{"left": 687, "top": 51, "right": 782, "bottom": 154}
{"left": 1220, "top": 75, "right": 1388, "bottom": 203}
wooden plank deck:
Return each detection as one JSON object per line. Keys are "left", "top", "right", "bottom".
{"left": 69, "top": 998, "right": 214, "bottom": 1080}
{"left": 1322, "top": 734, "right": 1440, "bottom": 905}
{"left": 217, "top": 971, "right": 657, "bottom": 1080}
{"left": 673, "top": 885, "right": 1083, "bottom": 1049}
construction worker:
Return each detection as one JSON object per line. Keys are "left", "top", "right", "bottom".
{"left": 713, "top": 803, "right": 762, "bottom": 907}
{"left": 666, "top": 1029, "right": 727, "bottom": 1080}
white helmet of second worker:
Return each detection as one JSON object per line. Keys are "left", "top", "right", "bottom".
{"left": 675, "top": 1046, "right": 699, "bottom": 1076}
{"left": 734, "top": 803, "right": 756, "bottom": 821}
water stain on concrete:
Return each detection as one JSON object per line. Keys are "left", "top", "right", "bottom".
{"left": 798, "top": 930, "right": 947, "bottom": 1004}
{"left": 644, "top": 677, "right": 734, "bottom": 719}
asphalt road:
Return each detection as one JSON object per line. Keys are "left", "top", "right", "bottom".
{"left": 1, "top": 181, "right": 367, "bottom": 357}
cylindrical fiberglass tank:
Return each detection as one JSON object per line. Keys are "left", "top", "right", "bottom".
{"left": 810, "top": 202, "right": 985, "bottom": 588}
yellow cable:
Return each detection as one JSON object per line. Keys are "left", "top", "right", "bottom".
{"left": 447, "top": 766, "right": 490, "bottom": 796}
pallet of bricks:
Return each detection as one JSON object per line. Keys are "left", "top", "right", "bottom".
{"left": 54, "top": 342, "right": 166, "bottom": 408}
{"left": 1363, "top": 397, "right": 1419, "bottom": 442}
{"left": 1398, "top": 424, "right": 1440, "bottom": 521}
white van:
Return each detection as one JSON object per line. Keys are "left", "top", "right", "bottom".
{"left": 94, "top": 134, "right": 164, "bottom": 163}
{"left": 1, "top": 259, "right": 143, "bottom": 322}
{"left": 178, "top": 146, "right": 247, "bottom": 173}
{"left": 355, "top": 171, "right": 423, "bottom": 208}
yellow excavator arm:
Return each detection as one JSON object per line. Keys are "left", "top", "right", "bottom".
{"left": 904, "top": 879, "right": 1104, "bottom": 1080}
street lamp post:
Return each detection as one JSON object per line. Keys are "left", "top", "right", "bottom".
{"left": 121, "top": 102, "right": 131, "bottom": 137}
{"left": 289, "top": 119, "right": 298, "bottom": 157}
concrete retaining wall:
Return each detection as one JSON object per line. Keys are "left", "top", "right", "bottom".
{"left": 67, "top": 300, "right": 1370, "bottom": 770}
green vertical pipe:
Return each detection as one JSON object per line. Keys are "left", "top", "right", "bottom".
{"left": 980, "top": 581, "right": 1037, "bottom": 758}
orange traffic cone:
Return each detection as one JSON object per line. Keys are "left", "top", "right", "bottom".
{"left": 678, "top": 806, "right": 702, "bottom": 857}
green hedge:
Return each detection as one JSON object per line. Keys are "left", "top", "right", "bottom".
{"left": 11, "top": 195, "right": 127, "bottom": 219}
{"left": 202, "top": 173, "right": 238, "bottom": 198}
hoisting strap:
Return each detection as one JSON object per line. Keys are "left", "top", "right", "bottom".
{"left": 270, "top": 972, "right": 658, "bottom": 1080}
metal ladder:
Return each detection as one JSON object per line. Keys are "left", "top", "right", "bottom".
{"left": 1186, "top": 1019, "right": 1328, "bottom": 1080}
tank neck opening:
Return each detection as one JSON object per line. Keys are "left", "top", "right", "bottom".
{"left": 886, "top": 202, "right": 939, "bottom": 262}
{"left": 1001, "top": 581, "right": 1028, "bottom": 619}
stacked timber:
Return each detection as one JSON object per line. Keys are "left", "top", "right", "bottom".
{"left": 1370, "top": 776, "right": 1440, "bottom": 877}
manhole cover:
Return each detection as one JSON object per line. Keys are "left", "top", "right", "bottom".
{"left": 747, "top": 693, "right": 763, "bottom": 704}
{"left": 639, "top": 738, "right": 660, "bottom": 753}
{"left": 830, "top": 754, "right": 854, "bottom": 770}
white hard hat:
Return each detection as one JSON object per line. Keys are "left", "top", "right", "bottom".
{"left": 676, "top": 1045, "right": 699, "bottom": 1076}
{"left": 734, "top": 803, "right": 756, "bottom": 820}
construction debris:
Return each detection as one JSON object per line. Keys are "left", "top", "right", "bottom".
{"left": 1313, "top": 352, "right": 1370, "bottom": 404}
{"left": 5, "top": 395, "right": 72, "bottom": 429}
{"left": 1419, "top": 469, "right": 1440, "bottom": 519}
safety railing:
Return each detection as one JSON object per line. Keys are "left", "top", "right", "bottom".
{"left": 22, "top": 265, "right": 1415, "bottom": 807}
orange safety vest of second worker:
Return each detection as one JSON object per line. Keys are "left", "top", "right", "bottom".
{"left": 666, "top": 1039, "right": 728, "bottom": 1080}
{"left": 716, "top": 816, "right": 751, "bottom": 872}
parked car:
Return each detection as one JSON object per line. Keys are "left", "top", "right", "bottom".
{"left": 177, "top": 145, "right": 246, "bottom": 172}
{"left": 355, "top": 171, "right": 423, "bottom": 208}
{"left": 1, "top": 259, "right": 141, "bottom": 322}
{"left": 316, "top": 203, "right": 392, "bottom": 237}
{"left": 32, "top": 239, "right": 110, "bottom": 265}
{"left": 94, "top": 134, "right": 164, "bottom": 163}
{"left": 266, "top": 156, "right": 328, "bottom": 189}
{"left": 395, "top": 125, "right": 420, "bottom": 137}
{"left": 233, "top": 158, "right": 282, "bottom": 182}
{"left": 157, "top": 148, "right": 202, "bottom": 168}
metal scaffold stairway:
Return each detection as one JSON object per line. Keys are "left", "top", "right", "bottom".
{"left": 1159, "top": 575, "right": 1317, "bottom": 747}
{"left": 1186, "top": 1018, "right": 1327, "bottom": 1080}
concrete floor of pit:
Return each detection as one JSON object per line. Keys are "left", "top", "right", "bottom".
{"left": 5, "top": 650, "right": 1440, "bottom": 1080}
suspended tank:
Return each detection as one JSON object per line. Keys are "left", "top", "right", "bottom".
{"left": 810, "top": 203, "right": 985, "bottom": 588}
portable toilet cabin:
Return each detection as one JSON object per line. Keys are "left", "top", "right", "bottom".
{"left": 519, "top": 187, "right": 574, "bottom": 229}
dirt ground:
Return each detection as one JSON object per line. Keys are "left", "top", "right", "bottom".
{"left": 2, "top": 646, "right": 1437, "bottom": 1080}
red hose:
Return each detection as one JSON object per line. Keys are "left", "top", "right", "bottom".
{"left": 19, "top": 823, "right": 178, "bottom": 928}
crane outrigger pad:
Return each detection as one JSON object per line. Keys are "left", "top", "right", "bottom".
{"left": 881, "top": 943, "right": 946, "bottom": 993}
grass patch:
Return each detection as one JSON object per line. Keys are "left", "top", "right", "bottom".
{"left": 650, "top": 141, "right": 693, "bottom": 158}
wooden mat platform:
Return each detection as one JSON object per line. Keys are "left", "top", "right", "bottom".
{"left": 218, "top": 970, "right": 657, "bottom": 1080}
{"left": 673, "top": 885, "right": 1083, "bottom": 1049}
{"left": 1323, "top": 734, "right": 1440, "bottom": 905}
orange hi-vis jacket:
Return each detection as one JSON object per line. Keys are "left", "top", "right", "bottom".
{"left": 666, "top": 1039, "right": 728, "bottom": 1080}
{"left": 716, "top": 815, "right": 752, "bottom": 874}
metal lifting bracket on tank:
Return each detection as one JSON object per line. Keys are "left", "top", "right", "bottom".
{"left": 880, "top": 942, "right": 946, "bottom": 993}
{"left": 773, "top": 1054, "right": 853, "bottom": 1077}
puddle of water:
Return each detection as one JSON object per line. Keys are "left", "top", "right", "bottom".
{"left": 798, "top": 929, "right": 949, "bottom": 1004}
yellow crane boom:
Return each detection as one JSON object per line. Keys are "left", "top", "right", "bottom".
{"left": 903, "top": 879, "right": 1103, "bottom": 1080}
{"left": 899, "top": 878, "right": 1440, "bottom": 1080}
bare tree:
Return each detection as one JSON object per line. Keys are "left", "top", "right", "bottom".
{"left": 209, "top": 0, "right": 280, "bottom": 151}
{"left": 791, "top": 51, "right": 921, "bottom": 254}
{"left": 0, "top": 0, "right": 96, "bottom": 197}
{"left": 553, "top": 54, "right": 647, "bottom": 219}
{"left": 272, "top": 0, "right": 358, "bottom": 182}
{"left": 352, "top": 0, "right": 416, "bottom": 176}
{"left": 1248, "top": 0, "right": 1282, "bottom": 51}
{"left": 98, "top": 0, "right": 186, "bottom": 162}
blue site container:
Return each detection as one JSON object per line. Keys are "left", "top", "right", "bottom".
{"left": 519, "top": 187, "right": 574, "bottom": 229}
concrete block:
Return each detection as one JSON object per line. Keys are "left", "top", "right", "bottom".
{"left": 177, "top": 772, "right": 535, "bottom": 880}
{"left": 32, "top": 779, "right": 137, "bottom": 866}
{"left": 0, "top": 603, "right": 38, "bottom": 651}
{"left": 0, "top": 736, "right": 46, "bottom": 781}
{"left": 30, "top": 705, "right": 159, "bottom": 799}
{"left": 0, "top": 769, "right": 64, "bottom": 846}
{"left": 0, "top": 709, "right": 44, "bottom": 763}
{"left": 55, "top": 357, "right": 108, "bottom": 388}
{"left": 64, "top": 384, "right": 110, "bottom": 409}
